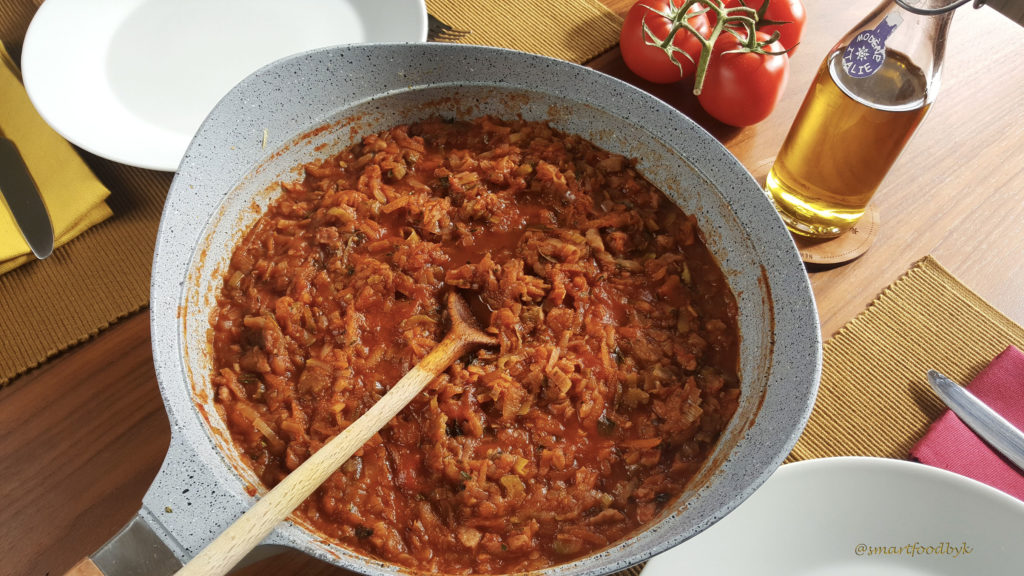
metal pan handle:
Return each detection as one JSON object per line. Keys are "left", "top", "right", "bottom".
{"left": 63, "top": 513, "right": 183, "bottom": 576}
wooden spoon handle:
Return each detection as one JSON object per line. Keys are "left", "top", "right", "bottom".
{"left": 174, "top": 333, "right": 471, "bottom": 576}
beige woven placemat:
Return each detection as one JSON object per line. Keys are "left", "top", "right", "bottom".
{"left": 425, "top": 0, "right": 623, "bottom": 63}
{"left": 788, "top": 255, "right": 1024, "bottom": 462}
{"left": 0, "top": 159, "right": 170, "bottom": 387}
{"left": 0, "top": 0, "right": 622, "bottom": 388}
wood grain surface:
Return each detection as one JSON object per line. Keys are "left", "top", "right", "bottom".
{"left": 2, "top": 1, "right": 1022, "bottom": 575}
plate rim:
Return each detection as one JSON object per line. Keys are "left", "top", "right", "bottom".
{"left": 640, "top": 455, "right": 1024, "bottom": 575}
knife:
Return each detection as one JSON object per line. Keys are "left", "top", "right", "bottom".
{"left": 927, "top": 369, "right": 1024, "bottom": 472}
{"left": 0, "top": 135, "right": 54, "bottom": 259}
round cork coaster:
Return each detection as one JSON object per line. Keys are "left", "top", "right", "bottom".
{"left": 749, "top": 157, "right": 880, "bottom": 265}
{"left": 791, "top": 204, "right": 880, "bottom": 265}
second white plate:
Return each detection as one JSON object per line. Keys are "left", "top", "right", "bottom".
{"left": 22, "top": 0, "right": 427, "bottom": 172}
{"left": 641, "top": 457, "right": 1024, "bottom": 576}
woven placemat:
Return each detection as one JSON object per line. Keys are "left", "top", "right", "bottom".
{"left": 787, "top": 255, "right": 1024, "bottom": 462}
{"left": 426, "top": 0, "right": 623, "bottom": 63}
{"left": 0, "top": 0, "right": 622, "bottom": 388}
{"left": 0, "top": 161, "right": 170, "bottom": 388}
{"left": 0, "top": 0, "right": 172, "bottom": 387}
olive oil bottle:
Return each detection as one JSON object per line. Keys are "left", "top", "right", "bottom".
{"left": 766, "top": 0, "right": 956, "bottom": 238}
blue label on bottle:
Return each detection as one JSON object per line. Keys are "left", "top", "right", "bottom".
{"left": 842, "top": 13, "right": 903, "bottom": 78}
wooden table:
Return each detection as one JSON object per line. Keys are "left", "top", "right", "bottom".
{"left": 2, "top": 1, "right": 1022, "bottom": 574}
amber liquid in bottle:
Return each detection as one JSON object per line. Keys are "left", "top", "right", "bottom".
{"left": 766, "top": 50, "right": 930, "bottom": 238}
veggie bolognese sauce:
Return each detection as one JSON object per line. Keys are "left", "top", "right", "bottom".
{"left": 210, "top": 116, "right": 740, "bottom": 573}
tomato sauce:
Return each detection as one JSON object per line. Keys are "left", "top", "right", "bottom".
{"left": 211, "top": 117, "right": 740, "bottom": 573}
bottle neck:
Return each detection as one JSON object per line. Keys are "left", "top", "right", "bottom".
{"left": 894, "top": 0, "right": 972, "bottom": 16}
{"left": 833, "top": 0, "right": 955, "bottom": 105}
{"left": 885, "top": 0, "right": 955, "bottom": 72}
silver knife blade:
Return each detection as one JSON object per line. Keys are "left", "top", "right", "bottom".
{"left": 927, "top": 369, "right": 1024, "bottom": 472}
{"left": 0, "top": 136, "right": 54, "bottom": 259}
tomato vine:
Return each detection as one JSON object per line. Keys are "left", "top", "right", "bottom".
{"left": 638, "top": 0, "right": 790, "bottom": 94}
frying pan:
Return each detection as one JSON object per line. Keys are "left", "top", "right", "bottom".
{"left": 82, "top": 44, "right": 821, "bottom": 575}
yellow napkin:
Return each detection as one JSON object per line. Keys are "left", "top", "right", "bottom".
{"left": 0, "top": 39, "right": 112, "bottom": 274}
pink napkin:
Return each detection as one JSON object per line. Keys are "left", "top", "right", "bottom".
{"left": 910, "top": 345, "right": 1024, "bottom": 501}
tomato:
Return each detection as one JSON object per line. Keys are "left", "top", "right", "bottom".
{"left": 697, "top": 31, "right": 789, "bottom": 127}
{"left": 748, "top": 0, "right": 806, "bottom": 52}
{"left": 718, "top": 0, "right": 806, "bottom": 52}
{"left": 620, "top": 0, "right": 711, "bottom": 84}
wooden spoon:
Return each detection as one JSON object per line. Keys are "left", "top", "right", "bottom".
{"left": 174, "top": 292, "right": 496, "bottom": 576}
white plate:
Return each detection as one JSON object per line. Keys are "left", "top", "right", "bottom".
{"left": 21, "top": 0, "right": 427, "bottom": 171}
{"left": 641, "top": 457, "right": 1024, "bottom": 576}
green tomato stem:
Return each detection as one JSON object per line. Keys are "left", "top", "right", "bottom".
{"left": 638, "top": 0, "right": 778, "bottom": 95}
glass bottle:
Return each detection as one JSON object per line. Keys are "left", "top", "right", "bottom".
{"left": 764, "top": 0, "right": 956, "bottom": 238}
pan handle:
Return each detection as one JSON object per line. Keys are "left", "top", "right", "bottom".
{"left": 62, "top": 512, "right": 184, "bottom": 576}
{"left": 64, "top": 558, "right": 103, "bottom": 576}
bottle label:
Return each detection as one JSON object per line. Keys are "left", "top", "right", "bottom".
{"left": 842, "top": 12, "right": 904, "bottom": 78}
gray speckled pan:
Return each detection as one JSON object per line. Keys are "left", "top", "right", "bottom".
{"left": 140, "top": 44, "right": 821, "bottom": 575}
